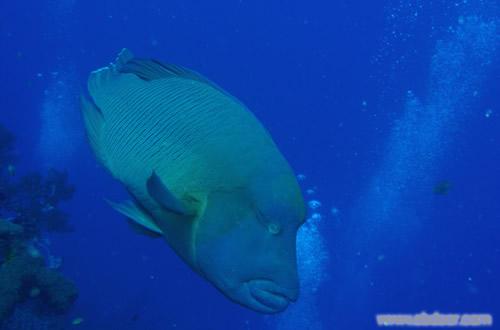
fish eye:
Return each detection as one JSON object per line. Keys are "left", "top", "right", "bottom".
{"left": 256, "top": 209, "right": 281, "bottom": 235}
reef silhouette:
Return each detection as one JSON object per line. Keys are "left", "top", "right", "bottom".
{"left": 0, "top": 123, "right": 78, "bottom": 327}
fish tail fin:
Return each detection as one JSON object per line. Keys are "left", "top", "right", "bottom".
{"left": 80, "top": 94, "right": 107, "bottom": 166}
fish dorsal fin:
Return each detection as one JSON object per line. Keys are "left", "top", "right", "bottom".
{"left": 113, "top": 48, "right": 135, "bottom": 71}
{"left": 147, "top": 171, "right": 189, "bottom": 216}
{"left": 107, "top": 199, "right": 162, "bottom": 236}
{"left": 86, "top": 48, "right": 136, "bottom": 108}
{"left": 117, "top": 49, "right": 227, "bottom": 95}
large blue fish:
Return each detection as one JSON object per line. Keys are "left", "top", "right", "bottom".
{"left": 81, "top": 49, "right": 306, "bottom": 313}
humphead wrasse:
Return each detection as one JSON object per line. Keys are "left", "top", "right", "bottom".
{"left": 81, "top": 49, "right": 306, "bottom": 313}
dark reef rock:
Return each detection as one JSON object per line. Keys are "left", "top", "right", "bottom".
{"left": 1, "top": 300, "right": 66, "bottom": 330}
{"left": 0, "top": 124, "right": 78, "bottom": 325}
{"left": 0, "top": 125, "right": 15, "bottom": 168}
{"left": 0, "top": 220, "right": 23, "bottom": 261}
{"left": 0, "top": 220, "right": 23, "bottom": 238}
{"left": 0, "top": 251, "right": 78, "bottom": 320}
{"left": 2, "top": 169, "right": 75, "bottom": 238}
{"left": 0, "top": 218, "right": 78, "bottom": 324}
{"left": 1, "top": 122, "right": 76, "bottom": 237}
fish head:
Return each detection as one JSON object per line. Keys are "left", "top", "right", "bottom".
{"left": 194, "top": 175, "right": 306, "bottom": 313}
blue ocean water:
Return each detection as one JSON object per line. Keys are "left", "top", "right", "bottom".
{"left": 0, "top": 0, "right": 499, "bottom": 329}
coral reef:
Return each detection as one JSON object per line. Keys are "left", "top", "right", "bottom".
{"left": 0, "top": 220, "right": 23, "bottom": 262}
{"left": 1, "top": 301, "right": 66, "bottom": 330}
{"left": 0, "top": 169, "right": 75, "bottom": 238}
{"left": 0, "top": 227, "right": 78, "bottom": 321}
{"left": 0, "top": 124, "right": 78, "bottom": 326}
{"left": 0, "top": 124, "right": 75, "bottom": 238}
{"left": 0, "top": 124, "right": 15, "bottom": 169}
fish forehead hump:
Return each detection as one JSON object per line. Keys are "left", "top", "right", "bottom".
{"left": 251, "top": 169, "right": 306, "bottom": 224}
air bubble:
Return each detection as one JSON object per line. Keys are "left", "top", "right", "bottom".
{"left": 306, "top": 188, "right": 316, "bottom": 195}
{"left": 311, "top": 213, "right": 322, "bottom": 221}
{"left": 308, "top": 200, "right": 322, "bottom": 210}
{"left": 331, "top": 207, "right": 340, "bottom": 216}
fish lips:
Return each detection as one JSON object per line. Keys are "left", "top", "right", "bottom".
{"left": 244, "top": 279, "right": 297, "bottom": 314}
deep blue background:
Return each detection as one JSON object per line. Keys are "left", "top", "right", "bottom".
{"left": 0, "top": 1, "right": 499, "bottom": 329}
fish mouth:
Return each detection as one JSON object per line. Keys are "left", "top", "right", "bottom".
{"left": 244, "top": 279, "right": 295, "bottom": 314}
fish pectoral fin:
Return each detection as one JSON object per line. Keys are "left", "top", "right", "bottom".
{"left": 126, "top": 218, "right": 163, "bottom": 238}
{"left": 146, "top": 171, "right": 189, "bottom": 216}
{"left": 106, "top": 199, "right": 162, "bottom": 236}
